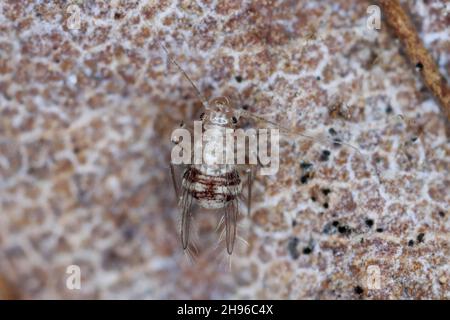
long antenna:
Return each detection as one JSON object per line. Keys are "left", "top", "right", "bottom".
{"left": 238, "top": 109, "right": 363, "bottom": 155}
{"left": 158, "top": 42, "right": 209, "bottom": 109}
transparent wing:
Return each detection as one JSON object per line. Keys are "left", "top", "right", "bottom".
{"left": 180, "top": 169, "right": 195, "bottom": 250}
{"left": 170, "top": 163, "right": 180, "bottom": 200}
{"left": 224, "top": 170, "right": 241, "bottom": 255}
{"left": 224, "top": 197, "right": 238, "bottom": 255}
{"left": 246, "top": 166, "right": 256, "bottom": 217}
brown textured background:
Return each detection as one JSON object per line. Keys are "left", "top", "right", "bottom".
{"left": 0, "top": 0, "right": 449, "bottom": 299}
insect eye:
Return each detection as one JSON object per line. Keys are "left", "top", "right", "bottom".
{"left": 231, "top": 116, "right": 238, "bottom": 124}
{"left": 199, "top": 112, "right": 205, "bottom": 120}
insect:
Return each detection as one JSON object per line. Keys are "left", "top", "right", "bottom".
{"left": 161, "top": 43, "right": 365, "bottom": 257}
{"left": 163, "top": 44, "right": 253, "bottom": 256}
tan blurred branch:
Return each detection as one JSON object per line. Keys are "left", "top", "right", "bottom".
{"left": 0, "top": 276, "right": 18, "bottom": 300}
{"left": 375, "top": 0, "right": 450, "bottom": 129}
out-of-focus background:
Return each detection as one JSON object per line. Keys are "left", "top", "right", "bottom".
{"left": 0, "top": 0, "right": 448, "bottom": 299}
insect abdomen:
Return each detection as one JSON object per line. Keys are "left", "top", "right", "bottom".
{"left": 182, "top": 167, "right": 241, "bottom": 209}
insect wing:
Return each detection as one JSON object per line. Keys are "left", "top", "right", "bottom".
{"left": 224, "top": 199, "right": 238, "bottom": 254}
{"left": 180, "top": 169, "right": 195, "bottom": 250}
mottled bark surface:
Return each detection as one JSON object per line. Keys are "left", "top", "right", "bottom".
{"left": 0, "top": 1, "right": 448, "bottom": 299}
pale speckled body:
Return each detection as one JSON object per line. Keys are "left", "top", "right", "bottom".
{"left": 173, "top": 100, "right": 248, "bottom": 254}
{"left": 182, "top": 123, "right": 242, "bottom": 209}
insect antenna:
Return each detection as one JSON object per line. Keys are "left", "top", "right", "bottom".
{"left": 236, "top": 108, "right": 385, "bottom": 181}
{"left": 238, "top": 109, "right": 363, "bottom": 155}
{"left": 158, "top": 42, "right": 209, "bottom": 109}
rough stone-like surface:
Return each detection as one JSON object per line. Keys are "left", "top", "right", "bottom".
{"left": 0, "top": 0, "right": 448, "bottom": 299}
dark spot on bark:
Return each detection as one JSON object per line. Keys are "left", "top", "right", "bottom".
{"left": 300, "top": 173, "right": 311, "bottom": 184}
{"left": 288, "top": 237, "right": 300, "bottom": 260}
{"left": 316, "top": 76, "right": 321, "bottom": 81}
{"left": 329, "top": 128, "right": 337, "bottom": 135}
{"left": 102, "top": 249, "right": 123, "bottom": 270}
{"left": 292, "top": 220, "right": 297, "bottom": 227}
{"left": 411, "top": 136, "right": 418, "bottom": 142}
{"left": 235, "top": 75, "right": 243, "bottom": 83}
{"left": 354, "top": 286, "right": 364, "bottom": 295}
{"left": 311, "top": 196, "right": 316, "bottom": 202}
{"left": 386, "top": 105, "right": 393, "bottom": 113}
{"left": 114, "top": 12, "right": 123, "bottom": 19}
{"left": 338, "top": 225, "right": 351, "bottom": 235}
{"left": 417, "top": 233, "right": 425, "bottom": 243}
{"left": 323, "top": 202, "right": 329, "bottom": 209}
{"left": 376, "top": 228, "right": 383, "bottom": 233}
{"left": 320, "top": 150, "right": 331, "bottom": 161}
{"left": 365, "top": 219, "right": 374, "bottom": 227}
{"left": 300, "top": 162, "right": 313, "bottom": 170}
{"left": 323, "top": 222, "right": 333, "bottom": 234}
{"left": 332, "top": 220, "right": 339, "bottom": 227}
{"left": 439, "top": 211, "right": 445, "bottom": 218}
{"left": 303, "top": 247, "right": 312, "bottom": 254}
{"left": 408, "top": 240, "right": 414, "bottom": 247}
{"left": 122, "top": 226, "right": 135, "bottom": 240}
{"left": 416, "top": 62, "right": 423, "bottom": 70}
{"left": 321, "top": 188, "right": 331, "bottom": 195}
{"left": 242, "top": 104, "right": 249, "bottom": 110}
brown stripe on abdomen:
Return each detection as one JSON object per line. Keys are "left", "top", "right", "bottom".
{"left": 182, "top": 167, "right": 241, "bottom": 207}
